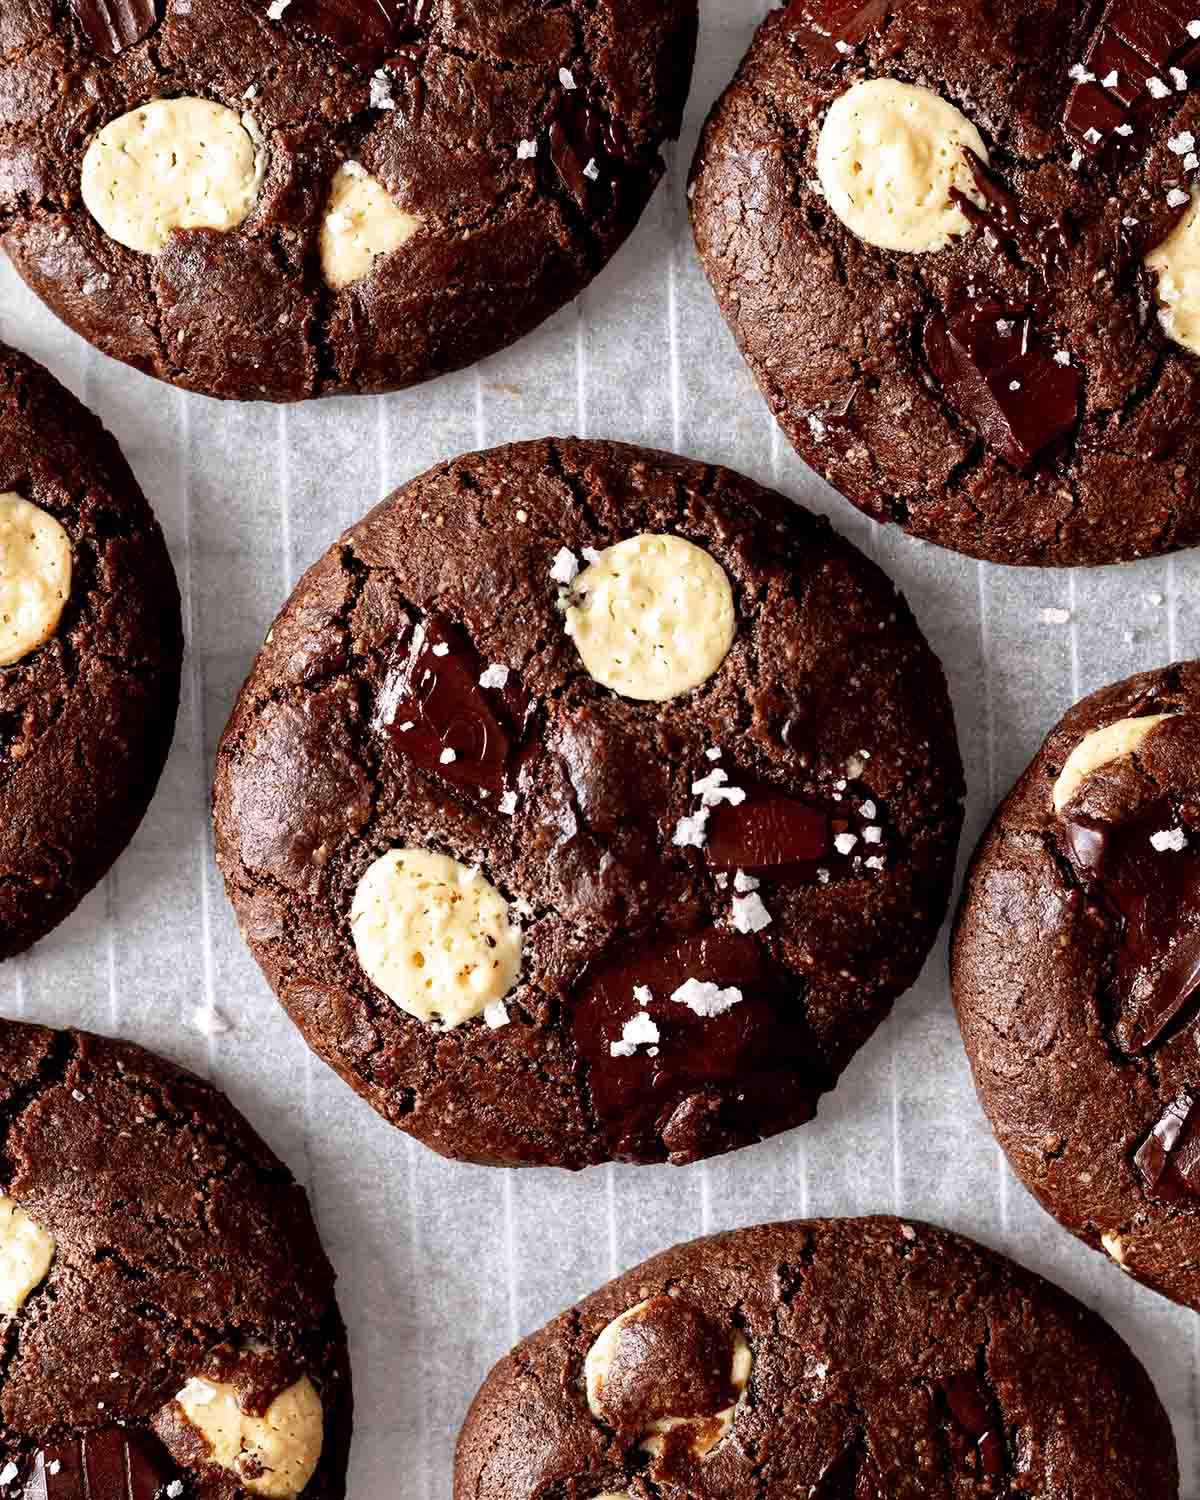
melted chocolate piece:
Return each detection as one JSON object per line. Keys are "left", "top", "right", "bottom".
{"left": 1134, "top": 1091, "right": 1200, "bottom": 1201}
{"left": 811, "top": 1444, "right": 887, "bottom": 1499}
{"left": 548, "top": 90, "right": 636, "bottom": 208}
{"left": 278, "top": 0, "right": 429, "bottom": 72}
{"left": 23, "top": 1429, "right": 177, "bottom": 1500}
{"left": 953, "top": 153, "right": 1071, "bottom": 279}
{"left": 1063, "top": 798, "right": 1200, "bottom": 1053}
{"left": 784, "top": 0, "right": 889, "bottom": 63}
{"left": 1064, "top": 0, "right": 1197, "bottom": 153}
{"left": 70, "top": 0, "right": 159, "bottom": 57}
{"left": 571, "top": 929, "right": 811, "bottom": 1160}
{"left": 924, "top": 299, "right": 1082, "bottom": 469}
{"left": 596, "top": 1296, "right": 736, "bottom": 1433}
{"left": 707, "top": 790, "right": 831, "bottom": 875}
{"left": 941, "top": 1372, "right": 1005, "bottom": 1479}
{"left": 371, "top": 615, "right": 529, "bottom": 797}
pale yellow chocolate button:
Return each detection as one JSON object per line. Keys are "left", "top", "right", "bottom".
{"left": 0, "top": 1195, "right": 55, "bottom": 1316}
{"left": 816, "top": 78, "right": 988, "bottom": 253}
{"left": 350, "top": 849, "right": 523, "bottom": 1029}
{"left": 1052, "top": 714, "right": 1175, "bottom": 812}
{"left": 585, "top": 1298, "right": 752, "bottom": 1458}
{"left": 319, "top": 162, "right": 423, "bottom": 290}
{"left": 81, "top": 97, "right": 266, "bottom": 256}
{"left": 1147, "top": 189, "right": 1200, "bottom": 355}
{"left": 175, "top": 1375, "right": 323, "bottom": 1499}
{"left": 563, "top": 535, "right": 736, "bottom": 701}
{"left": 0, "top": 493, "right": 71, "bottom": 668}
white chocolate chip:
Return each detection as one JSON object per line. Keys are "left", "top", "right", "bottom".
{"left": 564, "top": 535, "right": 735, "bottom": 702}
{"left": 350, "top": 849, "right": 522, "bottom": 1028}
{"left": 816, "top": 78, "right": 989, "bottom": 253}
{"left": 0, "top": 495, "right": 71, "bottom": 667}
{"left": 81, "top": 98, "right": 265, "bottom": 255}
{"left": 585, "top": 1301, "right": 752, "bottom": 1457}
{"left": 174, "top": 1376, "right": 322, "bottom": 1499}
{"left": 1148, "top": 188, "right": 1200, "bottom": 353}
{"left": 1052, "top": 714, "right": 1174, "bottom": 811}
{"left": 319, "top": 162, "right": 422, "bottom": 290}
{"left": 0, "top": 1196, "right": 55, "bottom": 1316}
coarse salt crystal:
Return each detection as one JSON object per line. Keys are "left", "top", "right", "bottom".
{"left": 72, "top": 1089, "right": 85, "bottom": 1102}
{"left": 863, "top": 826, "right": 883, "bottom": 844}
{"left": 1168, "top": 187, "right": 1190, "bottom": 207}
{"left": 705, "top": 746, "right": 723, "bottom": 761}
{"left": 731, "top": 891, "right": 772, "bottom": 934}
{"left": 559, "top": 67, "right": 576, "bottom": 90}
{"left": 1084, "top": 127, "right": 1102, "bottom": 144}
{"left": 478, "top": 663, "right": 509, "bottom": 689}
{"left": 1115, "top": 122, "right": 1133, "bottom": 135}
{"left": 266, "top": 0, "right": 290, "bottom": 16}
{"left": 1172, "top": 66, "right": 1188, "bottom": 91}
{"left": 0, "top": 1466, "right": 18, "bottom": 1488}
{"left": 633, "top": 985, "right": 653, "bottom": 1005}
{"left": 733, "top": 870, "right": 760, "bottom": 892}
{"left": 1054, "top": 349, "right": 1072, "bottom": 365}
{"left": 1148, "top": 76, "right": 1171, "bottom": 99}
{"left": 673, "top": 808, "right": 710, "bottom": 848}
{"left": 550, "top": 546, "right": 578, "bottom": 584}
{"left": 1008, "top": 379, "right": 1022, "bottom": 391}
{"left": 1069, "top": 149, "right": 1082, "bottom": 171}
{"left": 370, "top": 69, "right": 395, "bottom": 110}
{"left": 1068, "top": 64, "right": 1095, "bottom": 83}
{"left": 498, "top": 790, "right": 518, "bottom": 816}
{"left": 431, "top": 642, "right": 449, "bottom": 657}
{"left": 166, "top": 1485, "right": 184, "bottom": 1498}
{"left": 817, "top": 868, "right": 831, "bottom": 885}
{"left": 1187, "top": 153, "right": 1199, "bottom": 170}
{"left": 693, "top": 767, "right": 747, "bottom": 807}
{"left": 243, "top": 83, "right": 258, "bottom": 99}
{"left": 1151, "top": 828, "right": 1187, "bottom": 852}
{"left": 864, "top": 855, "right": 885, "bottom": 870}
{"left": 1102, "top": 69, "right": 1119, "bottom": 87}
{"left": 610, "top": 1011, "right": 660, "bottom": 1057}
{"left": 582, "top": 546, "right": 601, "bottom": 562}
{"left": 671, "top": 978, "right": 743, "bottom": 1017}
{"left": 1191, "top": 20, "right": 1200, "bottom": 38}
{"left": 517, "top": 139, "right": 538, "bottom": 159}
{"left": 1169, "top": 131, "right": 1196, "bottom": 154}
{"left": 583, "top": 158, "right": 600, "bottom": 181}
{"left": 834, "top": 832, "right": 857, "bottom": 855}
{"left": 484, "top": 1000, "right": 510, "bottom": 1030}
{"left": 859, "top": 800, "right": 876, "bottom": 819}
{"left": 439, "top": 748, "right": 457, "bottom": 765}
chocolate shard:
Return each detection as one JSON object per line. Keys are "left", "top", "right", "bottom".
{"left": 784, "top": 0, "right": 889, "bottom": 63}
{"left": 1064, "top": 0, "right": 1197, "bottom": 152}
{"left": 548, "top": 91, "right": 636, "bottom": 207}
{"left": 1063, "top": 794, "right": 1200, "bottom": 1054}
{"left": 371, "top": 614, "right": 529, "bottom": 797}
{"left": 953, "top": 152, "right": 1070, "bottom": 278}
{"left": 924, "top": 300, "right": 1082, "bottom": 470}
{"left": 275, "top": 0, "right": 429, "bottom": 72}
{"left": 1134, "top": 1091, "right": 1200, "bottom": 1202}
{"left": 941, "top": 1372, "right": 1006, "bottom": 1479}
{"left": 24, "top": 1428, "right": 178, "bottom": 1500}
{"left": 70, "top": 0, "right": 159, "bottom": 57}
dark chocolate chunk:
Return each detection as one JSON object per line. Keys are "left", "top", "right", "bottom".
{"left": 548, "top": 89, "right": 636, "bottom": 207}
{"left": 941, "top": 1372, "right": 1006, "bottom": 1478}
{"left": 953, "top": 153, "right": 1070, "bottom": 279}
{"left": 924, "top": 300, "right": 1082, "bottom": 469}
{"left": 1063, "top": 0, "right": 1197, "bottom": 152}
{"left": 571, "top": 928, "right": 817, "bottom": 1162}
{"left": 593, "top": 1295, "right": 736, "bottom": 1435}
{"left": 706, "top": 789, "right": 831, "bottom": 875}
{"left": 69, "top": 0, "right": 159, "bottom": 57}
{"left": 784, "top": 0, "right": 889, "bottom": 63}
{"left": 1063, "top": 794, "right": 1200, "bottom": 1053}
{"left": 276, "top": 0, "right": 428, "bottom": 72}
{"left": 371, "top": 614, "right": 529, "bottom": 797}
{"left": 1134, "top": 1091, "right": 1200, "bottom": 1202}
{"left": 24, "top": 1427, "right": 177, "bottom": 1500}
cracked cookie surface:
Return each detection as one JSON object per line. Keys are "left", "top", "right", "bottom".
{"left": 0, "top": 1018, "right": 353, "bottom": 1500}
{"left": 212, "top": 437, "right": 964, "bottom": 1169}
{"left": 953, "top": 661, "right": 1200, "bottom": 1312}
{"left": 690, "top": 0, "right": 1200, "bottom": 566}
{"left": 0, "top": 0, "right": 695, "bottom": 402}
{"left": 0, "top": 343, "right": 182, "bottom": 959}
{"left": 454, "top": 1216, "right": 1177, "bottom": 1500}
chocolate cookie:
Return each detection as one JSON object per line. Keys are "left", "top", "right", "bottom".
{"left": 953, "top": 662, "right": 1200, "bottom": 1311}
{"left": 212, "top": 437, "right": 965, "bottom": 1168}
{"left": 0, "top": 343, "right": 182, "bottom": 959}
{"left": 690, "top": 0, "right": 1200, "bottom": 567}
{"left": 0, "top": 1017, "right": 353, "bottom": 1500}
{"left": 455, "top": 1215, "right": 1177, "bottom": 1499}
{"left": 0, "top": 0, "right": 695, "bottom": 402}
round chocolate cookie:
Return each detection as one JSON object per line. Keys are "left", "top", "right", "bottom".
{"left": 0, "top": 0, "right": 695, "bottom": 402}
{"left": 213, "top": 437, "right": 965, "bottom": 1168}
{"left": 0, "top": 343, "right": 182, "bottom": 959}
{"left": 455, "top": 1216, "right": 1177, "bottom": 1499}
{"left": 0, "top": 1017, "right": 353, "bottom": 1500}
{"left": 954, "top": 662, "right": 1200, "bottom": 1311}
{"left": 690, "top": 0, "right": 1200, "bottom": 566}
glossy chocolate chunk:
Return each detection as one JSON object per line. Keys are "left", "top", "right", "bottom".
{"left": 278, "top": 0, "right": 429, "bottom": 72}
{"left": 1064, "top": 0, "right": 1196, "bottom": 153}
{"left": 941, "top": 1372, "right": 1005, "bottom": 1478}
{"left": 24, "top": 1429, "right": 178, "bottom": 1500}
{"left": 954, "top": 154, "right": 1070, "bottom": 279}
{"left": 595, "top": 1296, "right": 736, "bottom": 1433}
{"left": 706, "top": 789, "right": 831, "bottom": 875}
{"left": 548, "top": 90, "right": 636, "bottom": 207}
{"left": 1063, "top": 797, "right": 1200, "bottom": 1054}
{"left": 811, "top": 1444, "right": 887, "bottom": 1499}
{"left": 70, "top": 0, "right": 159, "bottom": 57}
{"left": 924, "top": 300, "right": 1082, "bottom": 469}
{"left": 371, "top": 614, "right": 529, "bottom": 797}
{"left": 571, "top": 929, "right": 816, "bottom": 1162}
{"left": 1134, "top": 1091, "right": 1200, "bottom": 1201}
{"left": 784, "top": 0, "right": 889, "bottom": 63}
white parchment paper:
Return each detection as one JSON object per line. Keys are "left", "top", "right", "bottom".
{"left": 1, "top": 2, "right": 1197, "bottom": 1493}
